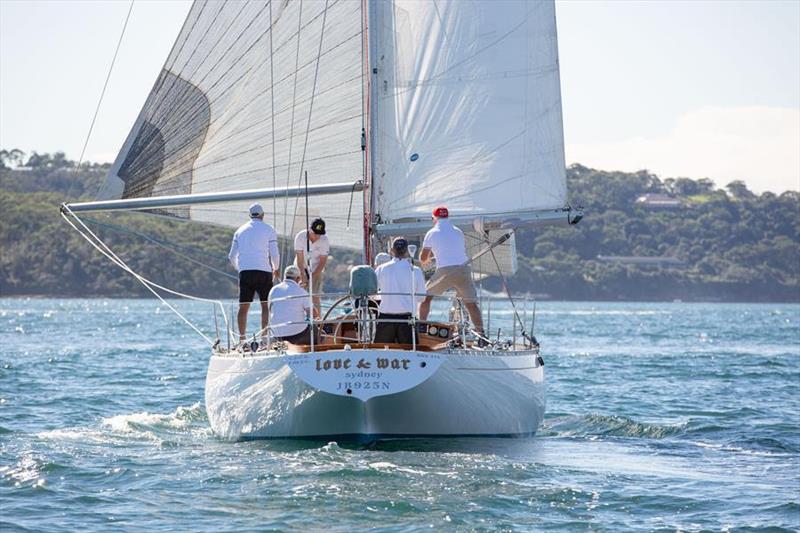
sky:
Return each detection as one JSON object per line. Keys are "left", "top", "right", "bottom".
{"left": 0, "top": 0, "right": 798, "bottom": 193}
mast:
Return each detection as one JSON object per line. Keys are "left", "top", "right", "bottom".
{"left": 362, "top": 0, "right": 378, "bottom": 264}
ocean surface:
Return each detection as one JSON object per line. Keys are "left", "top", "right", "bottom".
{"left": 1, "top": 298, "right": 798, "bottom": 531}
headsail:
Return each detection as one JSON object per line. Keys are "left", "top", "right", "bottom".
{"left": 369, "top": 0, "right": 568, "bottom": 273}
{"left": 99, "top": 0, "right": 366, "bottom": 249}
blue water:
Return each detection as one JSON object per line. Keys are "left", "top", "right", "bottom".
{"left": 1, "top": 299, "right": 798, "bottom": 531}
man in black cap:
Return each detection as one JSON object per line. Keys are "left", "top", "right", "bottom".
{"left": 374, "top": 237, "right": 426, "bottom": 345}
{"left": 293, "top": 217, "right": 330, "bottom": 315}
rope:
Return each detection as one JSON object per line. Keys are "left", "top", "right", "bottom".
{"left": 485, "top": 235, "right": 533, "bottom": 347}
{"left": 67, "top": 0, "right": 134, "bottom": 201}
{"left": 81, "top": 216, "right": 237, "bottom": 280}
{"left": 61, "top": 205, "right": 228, "bottom": 345}
{"left": 269, "top": 0, "right": 277, "bottom": 225}
{"left": 287, "top": 0, "right": 330, "bottom": 253}
{"left": 281, "top": 0, "right": 306, "bottom": 262}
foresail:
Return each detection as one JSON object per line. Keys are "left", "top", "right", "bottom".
{"left": 99, "top": 0, "right": 366, "bottom": 249}
{"left": 371, "top": 0, "right": 567, "bottom": 225}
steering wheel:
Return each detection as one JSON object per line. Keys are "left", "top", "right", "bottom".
{"left": 320, "top": 295, "right": 378, "bottom": 344}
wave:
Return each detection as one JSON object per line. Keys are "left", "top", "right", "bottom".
{"left": 542, "top": 414, "right": 686, "bottom": 439}
{"left": 102, "top": 403, "right": 206, "bottom": 435}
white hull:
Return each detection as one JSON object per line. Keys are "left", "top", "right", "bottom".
{"left": 205, "top": 349, "right": 545, "bottom": 442}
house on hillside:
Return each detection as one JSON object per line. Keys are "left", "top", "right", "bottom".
{"left": 634, "top": 193, "right": 682, "bottom": 209}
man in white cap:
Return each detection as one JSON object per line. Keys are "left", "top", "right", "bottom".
{"left": 294, "top": 217, "right": 330, "bottom": 315}
{"left": 418, "top": 205, "right": 485, "bottom": 341}
{"left": 373, "top": 252, "right": 391, "bottom": 268}
{"left": 268, "top": 265, "right": 318, "bottom": 345}
{"left": 228, "top": 203, "right": 281, "bottom": 345}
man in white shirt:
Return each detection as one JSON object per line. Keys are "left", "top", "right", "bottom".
{"left": 268, "top": 265, "right": 318, "bottom": 345}
{"left": 228, "top": 203, "right": 281, "bottom": 345}
{"left": 374, "top": 237, "right": 426, "bottom": 345}
{"left": 418, "top": 206, "right": 485, "bottom": 338}
{"left": 294, "top": 217, "right": 330, "bottom": 315}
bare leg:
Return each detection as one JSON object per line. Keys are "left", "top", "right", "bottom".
{"left": 465, "top": 302, "right": 484, "bottom": 333}
{"left": 260, "top": 301, "right": 269, "bottom": 342}
{"left": 237, "top": 302, "right": 250, "bottom": 342}
{"left": 312, "top": 295, "right": 321, "bottom": 318}
{"left": 419, "top": 296, "right": 433, "bottom": 321}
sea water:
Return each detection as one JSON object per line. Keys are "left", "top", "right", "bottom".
{"left": 1, "top": 299, "right": 798, "bottom": 531}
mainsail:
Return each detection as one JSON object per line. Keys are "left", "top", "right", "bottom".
{"left": 98, "top": 0, "right": 367, "bottom": 249}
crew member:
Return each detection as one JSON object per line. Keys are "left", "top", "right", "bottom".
{"left": 373, "top": 252, "right": 391, "bottom": 268}
{"left": 418, "top": 206, "right": 485, "bottom": 339}
{"left": 374, "top": 237, "right": 426, "bottom": 345}
{"left": 228, "top": 203, "right": 281, "bottom": 346}
{"left": 268, "top": 265, "right": 318, "bottom": 345}
{"left": 294, "top": 217, "right": 329, "bottom": 315}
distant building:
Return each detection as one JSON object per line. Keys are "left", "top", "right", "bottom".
{"left": 635, "top": 193, "right": 682, "bottom": 209}
{"left": 597, "top": 255, "right": 686, "bottom": 268}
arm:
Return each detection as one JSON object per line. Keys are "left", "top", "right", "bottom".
{"left": 295, "top": 251, "right": 307, "bottom": 284}
{"left": 413, "top": 267, "right": 427, "bottom": 307}
{"left": 228, "top": 236, "right": 239, "bottom": 271}
{"left": 268, "top": 235, "right": 280, "bottom": 280}
{"left": 312, "top": 255, "right": 328, "bottom": 276}
{"left": 420, "top": 247, "right": 433, "bottom": 267}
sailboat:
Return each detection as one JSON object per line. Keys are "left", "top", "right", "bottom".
{"left": 61, "top": 0, "right": 581, "bottom": 441}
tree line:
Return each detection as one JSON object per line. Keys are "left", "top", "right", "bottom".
{"left": 0, "top": 150, "right": 798, "bottom": 301}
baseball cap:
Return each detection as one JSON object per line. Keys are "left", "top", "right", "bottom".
{"left": 391, "top": 237, "right": 408, "bottom": 254}
{"left": 310, "top": 217, "right": 326, "bottom": 235}
{"left": 374, "top": 252, "right": 391, "bottom": 267}
{"left": 249, "top": 203, "right": 264, "bottom": 217}
{"left": 432, "top": 206, "right": 449, "bottom": 218}
{"left": 284, "top": 265, "right": 301, "bottom": 279}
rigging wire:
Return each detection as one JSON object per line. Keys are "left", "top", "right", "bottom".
{"left": 288, "top": 0, "right": 330, "bottom": 249}
{"left": 61, "top": 206, "right": 227, "bottom": 345}
{"left": 80, "top": 216, "right": 237, "bottom": 280}
{"left": 281, "top": 0, "right": 306, "bottom": 263}
{"left": 67, "top": 0, "right": 134, "bottom": 201}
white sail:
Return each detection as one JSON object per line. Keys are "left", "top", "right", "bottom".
{"left": 99, "top": 0, "right": 366, "bottom": 249}
{"left": 371, "top": 0, "right": 567, "bottom": 223}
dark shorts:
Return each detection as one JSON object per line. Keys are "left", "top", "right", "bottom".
{"left": 239, "top": 270, "right": 273, "bottom": 303}
{"left": 374, "top": 313, "right": 413, "bottom": 345}
{"left": 277, "top": 326, "right": 317, "bottom": 345}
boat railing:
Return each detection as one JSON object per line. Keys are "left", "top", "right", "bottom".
{"left": 220, "top": 290, "right": 539, "bottom": 354}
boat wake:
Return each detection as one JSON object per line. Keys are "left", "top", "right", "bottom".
{"left": 541, "top": 414, "right": 686, "bottom": 439}
{"left": 101, "top": 403, "right": 210, "bottom": 444}
{"left": 36, "top": 404, "right": 210, "bottom": 448}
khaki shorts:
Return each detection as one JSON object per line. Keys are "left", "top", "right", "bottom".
{"left": 426, "top": 265, "right": 477, "bottom": 302}
{"left": 306, "top": 271, "right": 324, "bottom": 295}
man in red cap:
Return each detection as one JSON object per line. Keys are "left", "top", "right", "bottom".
{"left": 418, "top": 206, "right": 485, "bottom": 341}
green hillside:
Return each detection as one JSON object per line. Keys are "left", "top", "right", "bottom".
{"left": 1, "top": 151, "right": 798, "bottom": 301}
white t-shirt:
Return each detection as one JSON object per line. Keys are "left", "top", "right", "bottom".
{"left": 375, "top": 258, "right": 427, "bottom": 315}
{"left": 228, "top": 219, "right": 280, "bottom": 273}
{"left": 421, "top": 219, "right": 468, "bottom": 268}
{"left": 294, "top": 230, "right": 330, "bottom": 272}
{"left": 268, "top": 280, "right": 310, "bottom": 337}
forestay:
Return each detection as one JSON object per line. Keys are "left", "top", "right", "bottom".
{"left": 98, "top": 0, "right": 366, "bottom": 250}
